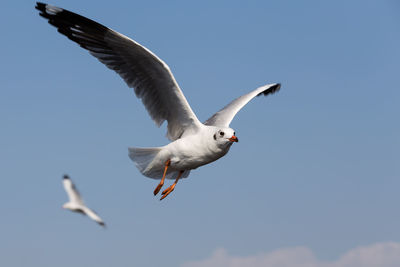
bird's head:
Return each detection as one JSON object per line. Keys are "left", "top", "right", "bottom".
{"left": 213, "top": 127, "right": 238, "bottom": 147}
{"left": 62, "top": 203, "right": 71, "bottom": 210}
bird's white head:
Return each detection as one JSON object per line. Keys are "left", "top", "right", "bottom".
{"left": 212, "top": 127, "right": 238, "bottom": 148}
{"left": 62, "top": 202, "right": 72, "bottom": 210}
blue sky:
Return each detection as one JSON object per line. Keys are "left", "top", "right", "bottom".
{"left": 1, "top": 1, "right": 399, "bottom": 266}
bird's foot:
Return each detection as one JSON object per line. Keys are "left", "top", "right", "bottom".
{"left": 160, "top": 184, "right": 176, "bottom": 200}
{"left": 154, "top": 159, "right": 171, "bottom": 196}
{"left": 153, "top": 181, "right": 164, "bottom": 195}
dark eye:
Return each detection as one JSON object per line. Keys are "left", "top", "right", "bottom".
{"left": 233, "top": 132, "right": 236, "bottom": 135}
{"left": 220, "top": 131, "right": 224, "bottom": 136}
{"left": 213, "top": 134, "right": 217, "bottom": 140}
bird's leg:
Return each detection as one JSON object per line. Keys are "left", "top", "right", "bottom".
{"left": 153, "top": 159, "right": 171, "bottom": 196}
{"left": 160, "top": 170, "right": 184, "bottom": 200}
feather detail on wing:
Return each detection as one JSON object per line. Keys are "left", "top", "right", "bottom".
{"left": 82, "top": 207, "right": 106, "bottom": 227}
{"left": 62, "top": 175, "right": 84, "bottom": 205}
{"left": 204, "top": 83, "right": 281, "bottom": 127}
{"left": 36, "top": 2, "right": 202, "bottom": 140}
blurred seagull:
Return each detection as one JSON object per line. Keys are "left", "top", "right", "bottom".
{"left": 36, "top": 3, "right": 281, "bottom": 200}
{"left": 62, "top": 175, "right": 105, "bottom": 227}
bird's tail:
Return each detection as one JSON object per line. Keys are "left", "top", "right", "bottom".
{"left": 128, "top": 147, "right": 162, "bottom": 179}
{"left": 128, "top": 147, "right": 191, "bottom": 180}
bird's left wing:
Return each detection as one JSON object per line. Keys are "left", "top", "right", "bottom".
{"left": 204, "top": 83, "right": 281, "bottom": 127}
{"left": 82, "top": 207, "right": 106, "bottom": 227}
{"left": 35, "top": 2, "right": 202, "bottom": 140}
{"left": 62, "top": 175, "right": 84, "bottom": 205}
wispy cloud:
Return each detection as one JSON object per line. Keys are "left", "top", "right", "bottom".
{"left": 181, "top": 242, "right": 400, "bottom": 267}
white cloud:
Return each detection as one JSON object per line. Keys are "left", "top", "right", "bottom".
{"left": 181, "top": 242, "right": 400, "bottom": 267}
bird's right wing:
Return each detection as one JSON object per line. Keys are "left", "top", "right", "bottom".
{"left": 62, "top": 175, "right": 84, "bottom": 205}
{"left": 204, "top": 83, "right": 281, "bottom": 127}
{"left": 83, "top": 207, "right": 106, "bottom": 227}
{"left": 35, "top": 2, "right": 203, "bottom": 140}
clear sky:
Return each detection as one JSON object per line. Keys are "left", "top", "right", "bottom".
{"left": 1, "top": 1, "right": 399, "bottom": 267}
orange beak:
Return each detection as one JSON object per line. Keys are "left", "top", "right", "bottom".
{"left": 229, "top": 135, "right": 239, "bottom": 142}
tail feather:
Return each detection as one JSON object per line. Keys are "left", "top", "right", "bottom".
{"left": 128, "top": 147, "right": 161, "bottom": 176}
{"left": 128, "top": 147, "right": 191, "bottom": 180}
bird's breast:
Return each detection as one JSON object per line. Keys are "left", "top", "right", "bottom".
{"left": 167, "top": 138, "right": 229, "bottom": 170}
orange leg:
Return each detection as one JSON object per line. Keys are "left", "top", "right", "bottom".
{"left": 160, "top": 170, "right": 184, "bottom": 201}
{"left": 153, "top": 159, "right": 171, "bottom": 196}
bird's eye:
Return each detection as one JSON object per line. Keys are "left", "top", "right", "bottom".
{"left": 220, "top": 131, "right": 224, "bottom": 136}
{"left": 213, "top": 134, "right": 217, "bottom": 140}
{"left": 233, "top": 132, "right": 236, "bottom": 135}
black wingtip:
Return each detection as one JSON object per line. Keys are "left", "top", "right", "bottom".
{"left": 63, "top": 174, "right": 70, "bottom": 180}
{"left": 35, "top": 1, "right": 109, "bottom": 43}
{"left": 35, "top": 2, "right": 47, "bottom": 13}
{"left": 35, "top": 2, "right": 45, "bottom": 8}
{"left": 36, "top": 2, "right": 66, "bottom": 19}
{"left": 257, "top": 83, "right": 281, "bottom": 97}
{"left": 272, "top": 83, "right": 281, "bottom": 91}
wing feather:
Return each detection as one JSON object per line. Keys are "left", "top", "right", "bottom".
{"left": 82, "top": 207, "right": 106, "bottom": 227}
{"left": 204, "top": 83, "right": 281, "bottom": 127}
{"left": 36, "top": 2, "right": 202, "bottom": 140}
{"left": 62, "top": 175, "right": 84, "bottom": 205}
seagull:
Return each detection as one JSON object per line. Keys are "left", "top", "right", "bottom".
{"left": 36, "top": 3, "right": 281, "bottom": 200}
{"left": 62, "top": 174, "right": 106, "bottom": 227}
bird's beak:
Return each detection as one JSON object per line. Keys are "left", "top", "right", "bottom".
{"left": 229, "top": 135, "right": 238, "bottom": 142}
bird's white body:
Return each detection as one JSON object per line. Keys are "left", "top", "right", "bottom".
{"left": 130, "top": 126, "right": 235, "bottom": 180}
{"left": 165, "top": 128, "right": 231, "bottom": 169}
{"left": 63, "top": 202, "right": 99, "bottom": 220}
{"left": 63, "top": 201, "right": 83, "bottom": 211}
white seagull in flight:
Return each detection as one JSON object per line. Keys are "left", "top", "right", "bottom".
{"left": 37, "top": 3, "right": 281, "bottom": 200}
{"left": 62, "top": 175, "right": 106, "bottom": 227}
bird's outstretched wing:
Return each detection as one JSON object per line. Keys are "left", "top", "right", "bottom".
{"left": 82, "top": 207, "right": 106, "bottom": 227}
{"left": 204, "top": 83, "right": 281, "bottom": 127}
{"left": 62, "top": 175, "right": 84, "bottom": 205}
{"left": 36, "top": 2, "right": 202, "bottom": 140}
